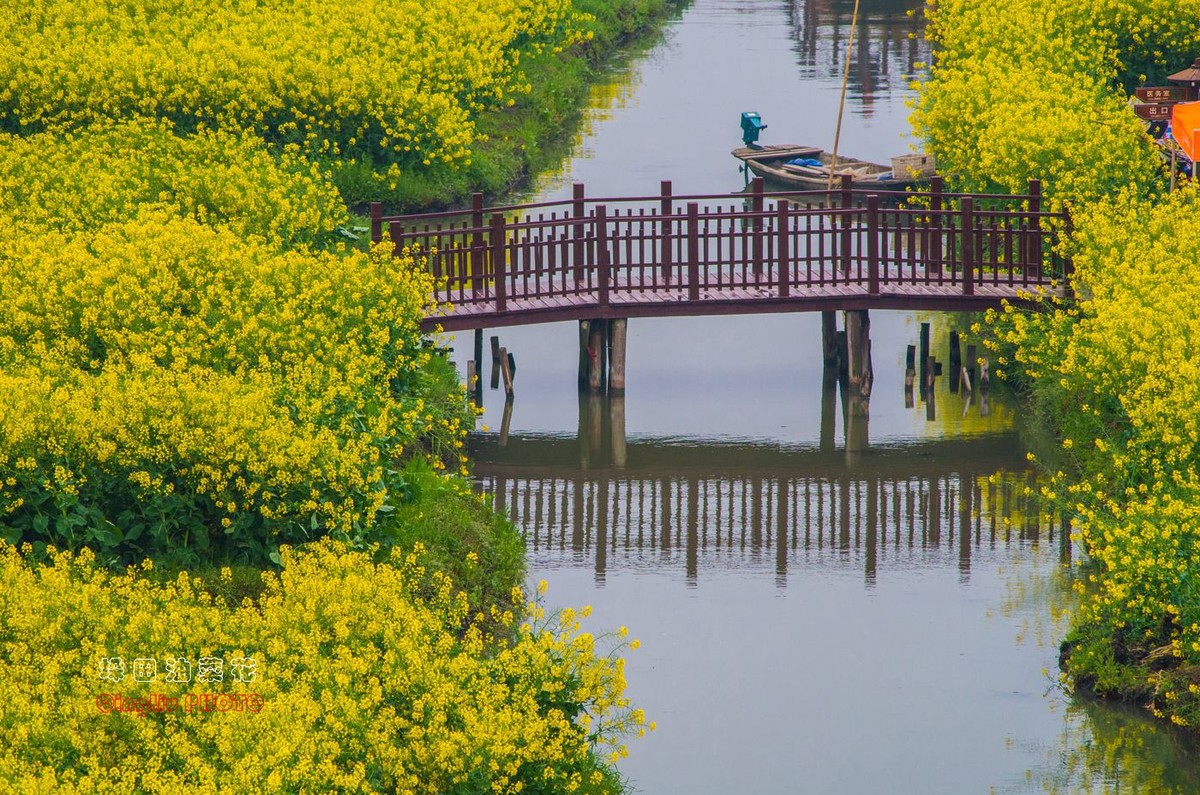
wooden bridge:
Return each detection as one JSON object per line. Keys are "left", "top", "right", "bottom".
{"left": 373, "top": 177, "right": 1072, "bottom": 333}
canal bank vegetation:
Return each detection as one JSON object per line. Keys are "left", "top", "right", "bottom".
{"left": 914, "top": 0, "right": 1200, "bottom": 729}
{"left": 0, "top": 0, "right": 683, "bottom": 211}
{"left": 0, "top": 0, "right": 672, "bottom": 790}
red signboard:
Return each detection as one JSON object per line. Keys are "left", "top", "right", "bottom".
{"left": 1135, "top": 86, "right": 1192, "bottom": 103}
{"left": 1135, "top": 103, "right": 1175, "bottom": 121}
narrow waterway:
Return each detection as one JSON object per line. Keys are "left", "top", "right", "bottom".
{"left": 451, "top": 0, "right": 1200, "bottom": 791}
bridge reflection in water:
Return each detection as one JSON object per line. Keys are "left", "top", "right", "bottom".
{"left": 472, "top": 384, "right": 1068, "bottom": 587}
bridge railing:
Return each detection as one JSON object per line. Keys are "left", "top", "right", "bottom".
{"left": 372, "top": 177, "right": 1071, "bottom": 315}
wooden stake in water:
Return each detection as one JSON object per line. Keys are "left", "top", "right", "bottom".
{"left": 827, "top": 0, "right": 862, "bottom": 191}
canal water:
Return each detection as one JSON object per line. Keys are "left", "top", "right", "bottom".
{"left": 451, "top": 0, "right": 1200, "bottom": 791}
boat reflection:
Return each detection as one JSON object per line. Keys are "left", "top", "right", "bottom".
{"left": 787, "top": 0, "right": 931, "bottom": 115}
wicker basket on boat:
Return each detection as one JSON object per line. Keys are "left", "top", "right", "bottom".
{"left": 891, "top": 153, "right": 937, "bottom": 179}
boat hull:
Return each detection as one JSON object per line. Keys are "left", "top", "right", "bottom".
{"left": 732, "top": 144, "right": 930, "bottom": 193}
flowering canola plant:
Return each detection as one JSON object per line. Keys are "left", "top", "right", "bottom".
{"left": 0, "top": 0, "right": 586, "bottom": 176}
{"left": 0, "top": 122, "right": 470, "bottom": 565}
{"left": 0, "top": 2, "right": 653, "bottom": 785}
{"left": 916, "top": 0, "right": 1200, "bottom": 727}
{"left": 0, "top": 539, "right": 649, "bottom": 793}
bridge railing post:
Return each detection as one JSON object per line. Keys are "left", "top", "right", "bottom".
{"left": 961, "top": 197, "right": 975, "bottom": 297}
{"left": 838, "top": 173, "right": 853, "bottom": 281}
{"left": 867, "top": 194, "right": 880, "bottom": 295}
{"left": 596, "top": 205, "right": 610, "bottom": 308}
{"left": 1027, "top": 178, "right": 1042, "bottom": 281}
{"left": 387, "top": 220, "right": 402, "bottom": 258}
{"left": 470, "top": 192, "right": 485, "bottom": 292}
{"left": 572, "top": 183, "right": 586, "bottom": 284}
{"left": 660, "top": 180, "right": 673, "bottom": 284}
{"left": 490, "top": 212, "right": 507, "bottom": 313}
{"left": 1060, "top": 201, "right": 1074, "bottom": 299}
{"left": 929, "top": 176, "right": 943, "bottom": 279}
{"left": 687, "top": 202, "right": 700, "bottom": 302}
{"left": 370, "top": 201, "right": 383, "bottom": 245}
{"left": 776, "top": 200, "right": 790, "bottom": 298}
{"left": 751, "top": 176, "right": 764, "bottom": 280}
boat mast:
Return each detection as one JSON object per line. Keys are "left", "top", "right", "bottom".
{"left": 827, "top": 0, "right": 862, "bottom": 191}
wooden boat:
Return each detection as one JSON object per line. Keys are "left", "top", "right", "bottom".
{"left": 732, "top": 144, "right": 935, "bottom": 192}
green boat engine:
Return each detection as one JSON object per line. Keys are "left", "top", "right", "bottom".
{"left": 740, "top": 112, "right": 767, "bottom": 148}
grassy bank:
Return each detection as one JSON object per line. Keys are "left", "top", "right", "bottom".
{"left": 0, "top": 0, "right": 676, "bottom": 789}
{"left": 914, "top": 0, "right": 1200, "bottom": 729}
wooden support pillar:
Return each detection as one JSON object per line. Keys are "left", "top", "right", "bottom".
{"left": 578, "top": 320, "right": 591, "bottom": 387}
{"left": 836, "top": 330, "right": 849, "bottom": 381}
{"left": 948, "top": 331, "right": 961, "bottom": 394}
{"left": 822, "top": 311, "right": 839, "bottom": 367}
{"left": 918, "top": 322, "right": 930, "bottom": 399}
{"left": 490, "top": 334, "right": 501, "bottom": 390}
{"left": 498, "top": 346, "right": 514, "bottom": 398}
{"left": 587, "top": 319, "right": 607, "bottom": 393}
{"left": 844, "top": 309, "right": 872, "bottom": 397}
{"left": 965, "top": 343, "right": 977, "bottom": 390}
{"left": 472, "top": 328, "right": 484, "bottom": 405}
{"left": 608, "top": 318, "right": 627, "bottom": 394}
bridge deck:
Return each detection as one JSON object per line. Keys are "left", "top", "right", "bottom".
{"left": 426, "top": 268, "right": 1052, "bottom": 330}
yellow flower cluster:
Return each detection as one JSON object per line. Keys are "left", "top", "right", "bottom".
{"left": 912, "top": 0, "right": 1200, "bottom": 203}
{"left": 0, "top": 120, "right": 472, "bottom": 562}
{"left": 0, "top": 0, "right": 584, "bottom": 172}
{"left": 0, "top": 539, "right": 647, "bottom": 793}
{"left": 920, "top": 0, "right": 1200, "bottom": 727}
{"left": 0, "top": 118, "right": 347, "bottom": 247}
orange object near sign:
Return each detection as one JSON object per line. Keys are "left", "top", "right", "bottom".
{"left": 1172, "top": 101, "right": 1200, "bottom": 162}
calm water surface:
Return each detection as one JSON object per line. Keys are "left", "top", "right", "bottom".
{"left": 450, "top": 0, "right": 1200, "bottom": 791}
